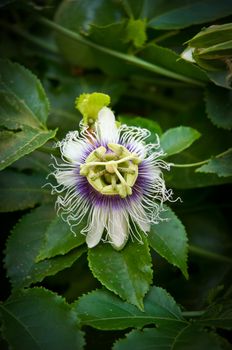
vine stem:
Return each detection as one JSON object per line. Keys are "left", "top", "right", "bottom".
{"left": 182, "top": 310, "right": 205, "bottom": 317}
{"left": 171, "top": 159, "right": 208, "bottom": 168}
{"left": 171, "top": 148, "right": 232, "bottom": 168}
{"left": 38, "top": 16, "right": 205, "bottom": 87}
{"left": 0, "top": 22, "right": 58, "bottom": 54}
{"left": 189, "top": 244, "right": 232, "bottom": 264}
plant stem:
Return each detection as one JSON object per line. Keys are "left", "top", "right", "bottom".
{"left": 38, "top": 16, "right": 205, "bottom": 86}
{"left": 216, "top": 147, "right": 232, "bottom": 158}
{"left": 171, "top": 159, "right": 209, "bottom": 168}
{"left": 189, "top": 244, "right": 232, "bottom": 264}
{"left": 182, "top": 310, "right": 205, "bottom": 317}
{"left": 1, "top": 22, "right": 58, "bottom": 54}
{"left": 172, "top": 148, "right": 232, "bottom": 168}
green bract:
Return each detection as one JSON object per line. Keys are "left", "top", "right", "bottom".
{"left": 75, "top": 92, "right": 110, "bottom": 125}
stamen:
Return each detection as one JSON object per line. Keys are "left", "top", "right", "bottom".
{"left": 117, "top": 167, "right": 135, "bottom": 174}
{"left": 111, "top": 175, "right": 117, "bottom": 190}
{"left": 80, "top": 154, "right": 141, "bottom": 171}
{"left": 89, "top": 169, "right": 106, "bottom": 180}
{"left": 80, "top": 143, "right": 140, "bottom": 198}
{"left": 112, "top": 165, "right": 132, "bottom": 197}
{"left": 94, "top": 146, "right": 107, "bottom": 160}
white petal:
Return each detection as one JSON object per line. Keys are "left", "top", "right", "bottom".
{"left": 108, "top": 210, "right": 129, "bottom": 250}
{"left": 129, "top": 203, "right": 150, "bottom": 233}
{"left": 86, "top": 207, "right": 107, "bottom": 248}
{"left": 62, "top": 140, "right": 86, "bottom": 163}
{"left": 55, "top": 170, "right": 76, "bottom": 187}
{"left": 96, "top": 107, "right": 119, "bottom": 143}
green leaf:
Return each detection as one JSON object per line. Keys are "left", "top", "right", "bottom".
{"left": 88, "top": 237, "right": 152, "bottom": 310}
{"left": 63, "top": 19, "right": 132, "bottom": 78}
{"left": 44, "top": 18, "right": 206, "bottom": 85}
{"left": 0, "top": 287, "right": 85, "bottom": 350}
{"left": 0, "top": 60, "right": 49, "bottom": 125}
{"left": 0, "top": 59, "right": 56, "bottom": 170}
{"left": 199, "top": 299, "right": 232, "bottom": 329}
{"left": 0, "top": 170, "right": 50, "bottom": 212}
{"left": 207, "top": 70, "right": 232, "bottom": 90}
{"left": 55, "top": 0, "right": 124, "bottom": 67}
{"left": 73, "top": 286, "right": 186, "bottom": 330}
{"left": 192, "top": 39, "right": 232, "bottom": 75}
{"left": 0, "top": 126, "right": 56, "bottom": 171}
{"left": 188, "top": 23, "right": 232, "bottom": 48}
{"left": 89, "top": 27, "right": 207, "bottom": 83}
{"left": 113, "top": 325, "right": 223, "bottom": 350}
{"left": 144, "top": 0, "right": 232, "bottom": 30}
{"left": 147, "top": 206, "right": 188, "bottom": 278}
{"left": 167, "top": 166, "right": 232, "bottom": 189}
{"left": 196, "top": 150, "right": 232, "bottom": 177}
{"left": 160, "top": 126, "right": 201, "bottom": 157}
{"left": 36, "top": 215, "right": 86, "bottom": 261}
{"left": 12, "top": 150, "right": 51, "bottom": 173}
{"left": 90, "top": 21, "right": 128, "bottom": 51}
{"left": 139, "top": 44, "right": 208, "bottom": 84}
{"left": 164, "top": 114, "right": 232, "bottom": 188}
{"left": 56, "top": 0, "right": 124, "bottom": 35}
{"left": 196, "top": 40, "right": 232, "bottom": 59}
{"left": 205, "top": 85, "right": 232, "bottom": 130}
{"left": 5, "top": 204, "right": 86, "bottom": 289}
{"left": 193, "top": 52, "right": 226, "bottom": 72}
{"left": 187, "top": 21, "right": 232, "bottom": 75}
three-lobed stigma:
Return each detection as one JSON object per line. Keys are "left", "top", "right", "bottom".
{"left": 80, "top": 143, "right": 141, "bottom": 198}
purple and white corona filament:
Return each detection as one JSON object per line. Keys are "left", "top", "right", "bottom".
{"left": 50, "top": 107, "right": 172, "bottom": 250}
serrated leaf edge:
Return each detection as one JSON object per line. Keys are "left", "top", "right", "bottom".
{"left": 204, "top": 87, "right": 232, "bottom": 130}
{"left": 72, "top": 285, "right": 186, "bottom": 330}
{"left": 0, "top": 287, "right": 86, "bottom": 350}
{"left": 87, "top": 238, "right": 153, "bottom": 310}
{"left": 148, "top": 206, "right": 189, "bottom": 279}
{"left": 0, "top": 59, "right": 50, "bottom": 126}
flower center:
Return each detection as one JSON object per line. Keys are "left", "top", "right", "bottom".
{"left": 79, "top": 143, "right": 141, "bottom": 198}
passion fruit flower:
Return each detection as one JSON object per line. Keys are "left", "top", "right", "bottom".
{"left": 50, "top": 93, "right": 172, "bottom": 250}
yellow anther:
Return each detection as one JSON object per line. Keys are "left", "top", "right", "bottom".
{"left": 94, "top": 146, "right": 106, "bottom": 160}
{"left": 80, "top": 143, "right": 140, "bottom": 197}
{"left": 118, "top": 167, "right": 135, "bottom": 174}
{"left": 89, "top": 169, "right": 106, "bottom": 180}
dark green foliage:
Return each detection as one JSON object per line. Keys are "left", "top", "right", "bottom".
{"left": 0, "top": 1, "right": 231, "bottom": 349}
{"left": 73, "top": 286, "right": 186, "bottom": 329}
{"left": 0, "top": 288, "right": 85, "bottom": 350}
{"left": 88, "top": 237, "right": 153, "bottom": 310}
